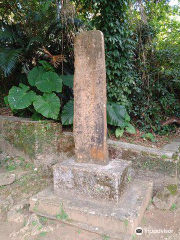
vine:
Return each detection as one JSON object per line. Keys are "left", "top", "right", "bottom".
{"left": 74, "top": 0, "right": 135, "bottom": 108}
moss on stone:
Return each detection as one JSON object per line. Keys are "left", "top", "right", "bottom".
{"left": 167, "top": 184, "right": 178, "bottom": 196}
{"left": 0, "top": 117, "right": 62, "bottom": 161}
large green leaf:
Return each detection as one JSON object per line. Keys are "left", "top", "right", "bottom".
{"left": 35, "top": 72, "right": 62, "bottom": 93}
{"left": 61, "top": 100, "right": 128, "bottom": 127}
{"left": 28, "top": 66, "right": 45, "bottom": 87}
{"left": 33, "top": 93, "right": 60, "bottom": 119}
{"left": 8, "top": 84, "right": 36, "bottom": 110}
{"left": 60, "top": 75, "right": 74, "bottom": 88}
{"left": 107, "top": 102, "right": 127, "bottom": 128}
{"left": 61, "top": 99, "right": 74, "bottom": 125}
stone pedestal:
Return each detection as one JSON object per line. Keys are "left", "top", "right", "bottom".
{"left": 30, "top": 178, "right": 153, "bottom": 238}
{"left": 54, "top": 158, "right": 132, "bottom": 203}
{"left": 29, "top": 158, "right": 153, "bottom": 237}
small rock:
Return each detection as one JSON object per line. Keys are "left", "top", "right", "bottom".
{"left": 0, "top": 172, "right": 15, "bottom": 186}
{"left": 153, "top": 185, "right": 178, "bottom": 210}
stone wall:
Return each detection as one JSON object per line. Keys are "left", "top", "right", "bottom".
{"left": 0, "top": 116, "right": 74, "bottom": 168}
{"left": 0, "top": 116, "right": 176, "bottom": 175}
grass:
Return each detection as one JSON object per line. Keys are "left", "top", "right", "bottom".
{"left": 124, "top": 219, "right": 129, "bottom": 227}
{"left": 102, "top": 235, "right": 110, "bottom": 240}
{"left": 32, "top": 220, "right": 38, "bottom": 226}
{"left": 170, "top": 203, "right": 177, "bottom": 211}
{"left": 40, "top": 217, "right": 48, "bottom": 223}
{"left": 39, "top": 231, "right": 47, "bottom": 237}
{"left": 127, "top": 175, "right": 132, "bottom": 182}
{"left": 56, "top": 204, "right": 68, "bottom": 221}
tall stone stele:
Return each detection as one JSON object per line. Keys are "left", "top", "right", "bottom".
{"left": 73, "top": 30, "right": 109, "bottom": 165}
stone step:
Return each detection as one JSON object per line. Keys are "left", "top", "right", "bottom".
{"left": 53, "top": 158, "right": 132, "bottom": 203}
{"left": 29, "top": 179, "right": 153, "bottom": 239}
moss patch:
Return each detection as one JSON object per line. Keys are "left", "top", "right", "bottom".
{"left": 0, "top": 117, "right": 62, "bottom": 164}
{"left": 167, "top": 184, "right": 178, "bottom": 196}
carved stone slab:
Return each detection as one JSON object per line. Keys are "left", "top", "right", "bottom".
{"left": 74, "top": 30, "right": 108, "bottom": 164}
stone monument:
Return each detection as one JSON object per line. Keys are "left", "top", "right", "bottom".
{"left": 73, "top": 30, "right": 108, "bottom": 165}
{"left": 29, "top": 30, "right": 153, "bottom": 239}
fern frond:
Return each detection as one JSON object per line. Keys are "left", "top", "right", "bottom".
{"left": 0, "top": 48, "right": 23, "bottom": 77}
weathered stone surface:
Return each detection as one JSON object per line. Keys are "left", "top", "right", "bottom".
{"left": 74, "top": 30, "right": 108, "bottom": 165}
{"left": 153, "top": 184, "right": 178, "bottom": 210}
{"left": 0, "top": 116, "right": 62, "bottom": 167}
{"left": 54, "top": 158, "right": 132, "bottom": 203}
{"left": 0, "top": 172, "right": 15, "bottom": 186}
{"left": 29, "top": 180, "right": 153, "bottom": 237}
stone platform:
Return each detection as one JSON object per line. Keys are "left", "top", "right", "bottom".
{"left": 29, "top": 159, "right": 153, "bottom": 238}
{"left": 54, "top": 158, "right": 132, "bottom": 203}
{"left": 29, "top": 179, "right": 153, "bottom": 238}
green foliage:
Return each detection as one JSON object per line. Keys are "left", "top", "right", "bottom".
{"left": 107, "top": 101, "right": 136, "bottom": 138}
{"left": 35, "top": 72, "right": 62, "bottom": 93}
{"left": 75, "top": 0, "right": 180, "bottom": 134}
{"left": 141, "top": 133, "right": 155, "bottom": 142}
{"left": 126, "top": 124, "right": 136, "bottom": 134}
{"left": 60, "top": 75, "right": 74, "bottom": 88}
{"left": 115, "top": 128, "right": 124, "bottom": 138}
{"left": 1, "top": 0, "right": 180, "bottom": 135}
{"left": 130, "top": 0, "right": 180, "bottom": 134}
{"left": 61, "top": 99, "right": 74, "bottom": 125}
{"left": 39, "top": 60, "right": 55, "bottom": 72}
{"left": 0, "top": 49, "right": 22, "bottom": 77}
{"left": 170, "top": 203, "right": 177, "bottom": 211}
{"left": 56, "top": 204, "right": 68, "bottom": 220}
{"left": 8, "top": 84, "right": 36, "bottom": 110}
{"left": 28, "top": 66, "right": 45, "bottom": 87}
{"left": 107, "top": 102, "right": 128, "bottom": 128}
{"left": 75, "top": 0, "right": 135, "bottom": 108}
{"left": 115, "top": 122, "right": 136, "bottom": 138}
{"left": 7, "top": 64, "right": 61, "bottom": 120}
{"left": 61, "top": 99, "right": 135, "bottom": 138}
{"left": 33, "top": 93, "right": 60, "bottom": 120}
{"left": 0, "top": 0, "right": 78, "bottom": 86}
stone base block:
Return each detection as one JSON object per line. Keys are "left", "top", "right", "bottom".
{"left": 29, "top": 180, "right": 153, "bottom": 238}
{"left": 53, "top": 158, "right": 132, "bottom": 203}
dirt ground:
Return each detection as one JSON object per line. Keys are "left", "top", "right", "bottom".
{"left": 0, "top": 152, "right": 180, "bottom": 240}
